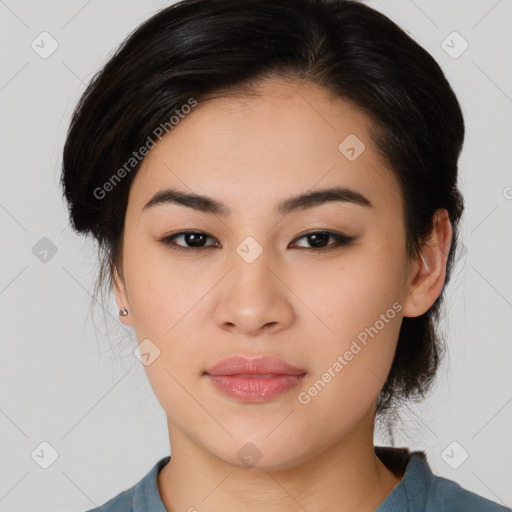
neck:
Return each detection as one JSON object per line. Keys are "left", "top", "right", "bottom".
{"left": 158, "top": 407, "right": 403, "bottom": 512}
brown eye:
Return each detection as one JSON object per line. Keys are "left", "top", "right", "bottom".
{"left": 159, "top": 229, "right": 355, "bottom": 253}
{"left": 290, "top": 231, "right": 356, "bottom": 250}
{"left": 160, "top": 231, "right": 220, "bottom": 251}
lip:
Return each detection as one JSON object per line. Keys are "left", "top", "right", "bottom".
{"left": 205, "top": 356, "right": 306, "bottom": 376}
{"left": 204, "top": 356, "right": 306, "bottom": 403}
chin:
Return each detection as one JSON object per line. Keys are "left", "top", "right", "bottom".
{"left": 206, "top": 435, "right": 316, "bottom": 472}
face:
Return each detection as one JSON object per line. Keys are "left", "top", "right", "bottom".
{"left": 114, "top": 79, "right": 432, "bottom": 470}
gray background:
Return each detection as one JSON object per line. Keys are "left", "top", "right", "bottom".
{"left": 1, "top": 0, "right": 511, "bottom": 510}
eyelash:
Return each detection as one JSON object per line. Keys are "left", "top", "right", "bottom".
{"left": 158, "top": 230, "right": 356, "bottom": 253}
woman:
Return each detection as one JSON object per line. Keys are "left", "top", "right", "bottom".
{"left": 61, "top": 0, "right": 510, "bottom": 510}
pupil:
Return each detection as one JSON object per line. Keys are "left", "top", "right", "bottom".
{"left": 309, "top": 233, "right": 328, "bottom": 247}
{"left": 186, "top": 233, "right": 205, "bottom": 247}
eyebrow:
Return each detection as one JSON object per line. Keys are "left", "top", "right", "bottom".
{"left": 142, "top": 185, "right": 372, "bottom": 216}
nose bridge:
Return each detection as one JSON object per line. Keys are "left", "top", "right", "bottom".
{"left": 235, "top": 233, "right": 267, "bottom": 269}
{"left": 213, "top": 233, "right": 293, "bottom": 334}
{"left": 230, "top": 234, "right": 275, "bottom": 298}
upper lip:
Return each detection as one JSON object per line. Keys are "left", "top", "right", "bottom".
{"left": 205, "top": 356, "right": 306, "bottom": 376}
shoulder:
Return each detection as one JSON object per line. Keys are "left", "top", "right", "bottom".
{"left": 83, "top": 456, "right": 170, "bottom": 512}
{"left": 376, "top": 447, "right": 510, "bottom": 512}
{"left": 84, "top": 487, "right": 133, "bottom": 512}
{"left": 424, "top": 468, "right": 510, "bottom": 512}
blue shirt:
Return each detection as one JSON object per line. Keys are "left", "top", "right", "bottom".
{"left": 86, "top": 446, "right": 510, "bottom": 511}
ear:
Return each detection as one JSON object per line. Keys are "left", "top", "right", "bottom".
{"left": 402, "top": 208, "right": 453, "bottom": 318}
{"left": 112, "top": 263, "right": 133, "bottom": 326}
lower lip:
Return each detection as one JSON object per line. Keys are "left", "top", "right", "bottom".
{"left": 206, "top": 374, "right": 305, "bottom": 403}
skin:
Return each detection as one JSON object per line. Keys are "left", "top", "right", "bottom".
{"left": 113, "top": 78, "right": 452, "bottom": 512}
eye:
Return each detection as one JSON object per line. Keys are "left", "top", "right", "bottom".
{"left": 159, "top": 229, "right": 355, "bottom": 253}
{"left": 159, "top": 231, "right": 220, "bottom": 252}
{"left": 289, "top": 230, "right": 356, "bottom": 251}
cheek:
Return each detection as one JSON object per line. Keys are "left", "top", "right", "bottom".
{"left": 298, "top": 243, "right": 406, "bottom": 343}
{"left": 123, "top": 240, "right": 216, "bottom": 379}
{"left": 294, "top": 260, "right": 404, "bottom": 430}
{"left": 290, "top": 241, "right": 406, "bottom": 415}
{"left": 122, "top": 236, "right": 199, "bottom": 326}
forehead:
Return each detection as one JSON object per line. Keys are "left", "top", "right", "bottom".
{"left": 128, "top": 79, "right": 400, "bottom": 214}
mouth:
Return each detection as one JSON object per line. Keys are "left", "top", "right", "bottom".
{"left": 204, "top": 355, "right": 307, "bottom": 403}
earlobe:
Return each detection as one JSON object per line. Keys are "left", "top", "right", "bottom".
{"left": 402, "top": 209, "right": 452, "bottom": 318}
{"left": 112, "top": 264, "right": 132, "bottom": 326}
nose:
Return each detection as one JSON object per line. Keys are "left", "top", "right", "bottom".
{"left": 213, "top": 243, "right": 295, "bottom": 337}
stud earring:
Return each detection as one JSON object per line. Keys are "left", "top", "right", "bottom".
{"left": 119, "top": 308, "right": 129, "bottom": 316}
